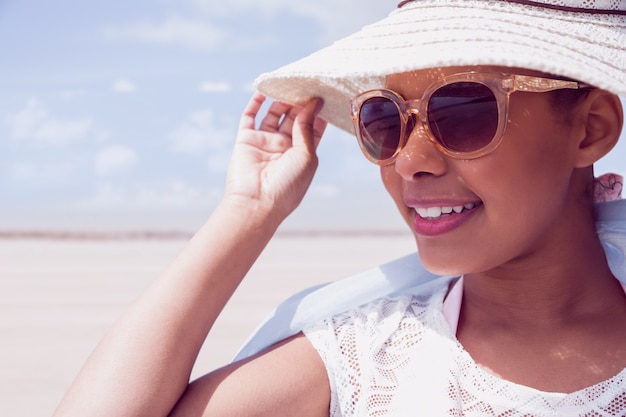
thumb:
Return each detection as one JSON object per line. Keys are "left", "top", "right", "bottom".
{"left": 293, "top": 98, "right": 326, "bottom": 152}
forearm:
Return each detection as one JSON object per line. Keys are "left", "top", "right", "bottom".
{"left": 53, "top": 197, "right": 282, "bottom": 417}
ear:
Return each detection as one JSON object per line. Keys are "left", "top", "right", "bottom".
{"left": 573, "top": 90, "right": 623, "bottom": 168}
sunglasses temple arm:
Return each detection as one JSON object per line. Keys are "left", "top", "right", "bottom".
{"left": 507, "top": 75, "right": 590, "bottom": 92}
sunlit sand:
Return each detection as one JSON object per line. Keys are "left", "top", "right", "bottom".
{"left": 0, "top": 231, "right": 415, "bottom": 416}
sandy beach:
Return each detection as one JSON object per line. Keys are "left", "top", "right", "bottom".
{"left": 0, "top": 232, "right": 415, "bottom": 416}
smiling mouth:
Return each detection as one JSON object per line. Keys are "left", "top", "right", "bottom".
{"left": 415, "top": 202, "right": 482, "bottom": 220}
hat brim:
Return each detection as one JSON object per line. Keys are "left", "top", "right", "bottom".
{"left": 255, "top": 0, "right": 626, "bottom": 133}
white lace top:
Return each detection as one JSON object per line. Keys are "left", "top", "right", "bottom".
{"left": 303, "top": 278, "right": 626, "bottom": 416}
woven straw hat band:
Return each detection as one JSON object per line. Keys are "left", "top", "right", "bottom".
{"left": 398, "top": 0, "right": 626, "bottom": 14}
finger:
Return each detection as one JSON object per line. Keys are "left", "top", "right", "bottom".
{"left": 277, "top": 107, "right": 300, "bottom": 135}
{"left": 311, "top": 117, "right": 328, "bottom": 150}
{"left": 293, "top": 98, "right": 325, "bottom": 152}
{"left": 259, "top": 101, "right": 293, "bottom": 132}
{"left": 239, "top": 93, "right": 266, "bottom": 131}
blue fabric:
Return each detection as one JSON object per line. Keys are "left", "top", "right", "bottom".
{"left": 232, "top": 199, "right": 626, "bottom": 362}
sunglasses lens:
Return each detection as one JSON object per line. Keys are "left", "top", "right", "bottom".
{"left": 358, "top": 96, "right": 402, "bottom": 161}
{"left": 427, "top": 82, "right": 498, "bottom": 153}
{"left": 357, "top": 81, "right": 500, "bottom": 162}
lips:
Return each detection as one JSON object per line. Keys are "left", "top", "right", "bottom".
{"left": 411, "top": 201, "right": 483, "bottom": 236}
{"left": 415, "top": 202, "right": 479, "bottom": 220}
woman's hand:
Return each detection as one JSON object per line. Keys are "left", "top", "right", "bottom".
{"left": 224, "top": 93, "right": 327, "bottom": 221}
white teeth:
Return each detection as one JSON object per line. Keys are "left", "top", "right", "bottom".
{"left": 415, "top": 208, "right": 430, "bottom": 218}
{"left": 416, "top": 203, "right": 478, "bottom": 219}
{"left": 427, "top": 207, "right": 442, "bottom": 218}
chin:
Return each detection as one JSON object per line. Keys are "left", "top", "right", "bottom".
{"left": 421, "top": 261, "right": 466, "bottom": 277}
{"left": 415, "top": 242, "right": 471, "bottom": 277}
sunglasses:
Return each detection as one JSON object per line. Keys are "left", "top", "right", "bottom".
{"left": 350, "top": 72, "right": 592, "bottom": 165}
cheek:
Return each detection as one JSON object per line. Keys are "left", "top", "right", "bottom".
{"left": 380, "top": 166, "right": 413, "bottom": 226}
{"left": 489, "top": 98, "right": 575, "bottom": 197}
{"left": 380, "top": 166, "right": 396, "bottom": 194}
{"left": 380, "top": 166, "right": 402, "bottom": 207}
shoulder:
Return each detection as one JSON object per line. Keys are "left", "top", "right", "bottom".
{"left": 171, "top": 333, "right": 330, "bottom": 417}
{"left": 300, "top": 279, "right": 456, "bottom": 416}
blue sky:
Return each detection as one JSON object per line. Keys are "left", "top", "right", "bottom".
{"left": 1, "top": 0, "right": 624, "bottom": 233}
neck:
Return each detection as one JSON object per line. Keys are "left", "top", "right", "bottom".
{"left": 463, "top": 210, "right": 624, "bottom": 327}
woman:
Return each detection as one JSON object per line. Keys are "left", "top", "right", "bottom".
{"left": 54, "top": 1, "right": 626, "bottom": 416}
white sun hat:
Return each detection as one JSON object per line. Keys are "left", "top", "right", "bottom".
{"left": 254, "top": 0, "right": 626, "bottom": 133}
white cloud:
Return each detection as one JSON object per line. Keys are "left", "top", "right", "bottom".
{"left": 189, "top": 0, "right": 391, "bottom": 44}
{"left": 7, "top": 99, "right": 92, "bottom": 148}
{"left": 134, "top": 181, "right": 211, "bottom": 207}
{"left": 231, "top": 34, "right": 275, "bottom": 50}
{"left": 103, "top": 2, "right": 390, "bottom": 52}
{"left": 104, "top": 16, "right": 226, "bottom": 51}
{"left": 169, "top": 108, "right": 234, "bottom": 154}
{"left": 190, "top": 0, "right": 308, "bottom": 18}
{"left": 169, "top": 109, "right": 237, "bottom": 173}
{"left": 199, "top": 81, "right": 231, "bottom": 93}
{"left": 310, "top": 184, "right": 339, "bottom": 198}
{"left": 10, "top": 160, "right": 76, "bottom": 183}
{"left": 241, "top": 81, "right": 256, "bottom": 93}
{"left": 74, "top": 181, "right": 218, "bottom": 209}
{"left": 95, "top": 145, "right": 138, "bottom": 176}
{"left": 112, "top": 78, "right": 138, "bottom": 93}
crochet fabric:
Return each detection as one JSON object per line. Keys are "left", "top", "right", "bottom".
{"left": 304, "top": 280, "right": 626, "bottom": 416}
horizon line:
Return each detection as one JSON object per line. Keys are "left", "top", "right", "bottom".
{"left": 0, "top": 229, "right": 412, "bottom": 241}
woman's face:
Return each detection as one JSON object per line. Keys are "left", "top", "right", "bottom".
{"left": 380, "top": 66, "right": 582, "bottom": 276}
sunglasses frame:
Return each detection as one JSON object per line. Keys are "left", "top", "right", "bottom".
{"left": 350, "top": 72, "right": 592, "bottom": 165}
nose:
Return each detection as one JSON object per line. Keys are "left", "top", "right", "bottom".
{"left": 393, "top": 120, "right": 448, "bottom": 180}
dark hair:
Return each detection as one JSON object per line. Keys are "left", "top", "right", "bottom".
{"left": 547, "top": 88, "right": 592, "bottom": 125}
